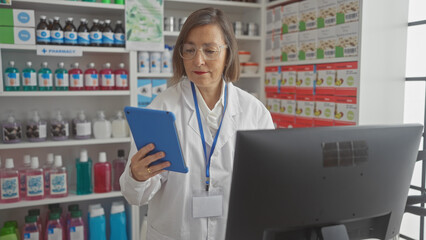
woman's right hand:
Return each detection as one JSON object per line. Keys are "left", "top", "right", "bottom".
{"left": 130, "top": 143, "right": 171, "bottom": 182}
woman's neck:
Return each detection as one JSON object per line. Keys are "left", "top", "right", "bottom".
{"left": 197, "top": 81, "right": 223, "bottom": 110}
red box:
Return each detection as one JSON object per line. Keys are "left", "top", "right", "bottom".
{"left": 334, "top": 96, "right": 357, "bottom": 126}
{"left": 314, "top": 95, "right": 335, "bottom": 127}
{"left": 280, "top": 65, "right": 297, "bottom": 93}
{"left": 295, "top": 94, "right": 315, "bottom": 127}
{"left": 265, "top": 66, "right": 280, "bottom": 93}
{"left": 316, "top": 63, "right": 336, "bottom": 96}
{"left": 335, "top": 61, "right": 359, "bottom": 97}
{"left": 296, "top": 65, "right": 315, "bottom": 95}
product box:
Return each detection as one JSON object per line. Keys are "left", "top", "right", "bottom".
{"left": 281, "top": 32, "right": 298, "bottom": 62}
{"left": 298, "top": 29, "right": 317, "bottom": 60}
{"left": 266, "top": 94, "right": 283, "bottom": 125}
{"left": 265, "top": 66, "right": 280, "bottom": 93}
{"left": 318, "top": 0, "right": 337, "bottom": 28}
{"left": 299, "top": 0, "right": 317, "bottom": 31}
{"left": 337, "top": 0, "right": 359, "bottom": 24}
{"left": 314, "top": 95, "right": 336, "bottom": 126}
{"left": 335, "top": 61, "right": 358, "bottom": 96}
{"left": 282, "top": 2, "right": 299, "bottom": 34}
{"left": 0, "top": 9, "right": 35, "bottom": 27}
{"left": 0, "top": 26, "right": 35, "bottom": 45}
{"left": 316, "top": 63, "right": 336, "bottom": 95}
{"left": 152, "top": 79, "right": 167, "bottom": 100}
{"left": 280, "top": 65, "right": 297, "bottom": 93}
{"left": 279, "top": 94, "right": 296, "bottom": 118}
{"left": 273, "top": 34, "right": 281, "bottom": 63}
{"left": 317, "top": 26, "right": 337, "bottom": 59}
{"left": 336, "top": 21, "right": 359, "bottom": 57}
{"left": 274, "top": 6, "right": 283, "bottom": 35}
{"left": 265, "top": 34, "right": 273, "bottom": 63}
{"left": 266, "top": 9, "right": 274, "bottom": 35}
{"left": 334, "top": 95, "right": 357, "bottom": 125}
{"left": 295, "top": 94, "right": 315, "bottom": 127}
{"left": 137, "top": 79, "right": 152, "bottom": 107}
{"left": 296, "top": 65, "right": 315, "bottom": 95}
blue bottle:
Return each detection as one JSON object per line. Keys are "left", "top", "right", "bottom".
{"left": 110, "top": 201, "right": 128, "bottom": 240}
{"left": 88, "top": 205, "right": 106, "bottom": 240}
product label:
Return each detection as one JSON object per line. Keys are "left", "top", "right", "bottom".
{"left": 26, "top": 174, "right": 44, "bottom": 197}
{"left": 24, "top": 232, "right": 39, "bottom": 240}
{"left": 114, "top": 33, "right": 125, "bottom": 45}
{"left": 26, "top": 124, "right": 47, "bottom": 139}
{"left": 337, "top": 0, "right": 359, "bottom": 24}
{"left": 37, "top": 29, "right": 51, "bottom": 43}
{"left": 55, "top": 73, "right": 69, "bottom": 87}
{"left": 51, "top": 30, "right": 64, "bottom": 43}
{"left": 102, "top": 32, "right": 114, "bottom": 44}
{"left": 69, "top": 226, "right": 84, "bottom": 240}
{"left": 1, "top": 176, "right": 19, "bottom": 200}
{"left": 85, "top": 74, "right": 99, "bottom": 87}
{"left": 44, "top": 171, "right": 50, "bottom": 190}
{"left": 64, "top": 32, "right": 78, "bottom": 44}
{"left": 50, "top": 172, "right": 67, "bottom": 195}
{"left": 47, "top": 228, "right": 62, "bottom": 240}
{"left": 336, "top": 22, "right": 358, "bottom": 57}
{"left": 76, "top": 122, "right": 91, "bottom": 136}
{"left": 38, "top": 73, "right": 53, "bottom": 87}
{"left": 101, "top": 74, "right": 115, "bottom": 87}
{"left": 318, "top": 0, "right": 337, "bottom": 28}
{"left": 281, "top": 32, "right": 298, "bottom": 62}
{"left": 70, "top": 74, "right": 83, "bottom": 87}
{"left": 4, "top": 72, "right": 20, "bottom": 87}
{"left": 90, "top": 31, "right": 102, "bottom": 44}
{"left": 78, "top": 32, "right": 90, "bottom": 45}
{"left": 116, "top": 74, "right": 128, "bottom": 87}
{"left": 23, "top": 72, "right": 37, "bottom": 86}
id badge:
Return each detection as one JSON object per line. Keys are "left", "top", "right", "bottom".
{"left": 192, "top": 189, "right": 223, "bottom": 218}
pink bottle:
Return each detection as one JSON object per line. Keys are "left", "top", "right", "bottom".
{"left": 69, "top": 63, "right": 84, "bottom": 91}
{"left": 84, "top": 62, "right": 99, "bottom": 90}
{"left": 94, "top": 152, "right": 111, "bottom": 193}
{"left": 25, "top": 156, "right": 45, "bottom": 201}
{"left": 19, "top": 154, "right": 31, "bottom": 199}
{"left": 68, "top": 210, "right": 87, "bottom": 240}
{"left": 45, "top": 212, "right": 64, "bottom": 240}
{"left": 100, "top": 63, "right": 115, "bottom": 90}
{"left": 48, "top": 155, "right": 68, "bottom": 198}
{"left": 0, "top": 158, "right": 20, "bottom": 203}
{"left": 22, "top": 215, "right": 41, "bottom": 240}
{"left": 43, "top": 153, "right": 54, "bottom": 198}
{"left": 113, "top": 149, "right": 126, "bottom": 191}
{"left": 114, "top": 63, "right": 129, "bottom": 90}
{"left": 28, "top": 208, "right": 43, "bottom": 239}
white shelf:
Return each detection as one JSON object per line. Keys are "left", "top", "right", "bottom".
{"left": 165, "top": 0, "right": 261, "bottom": 13}
{"left": 0, "top": 91, "right": 130, "bottom": 97}
{"left": 266, "top": 0, "right": 294, "bottom": 9}
{"left": 137, "top": 73, "right": 173, "bottom": 78}
{"left": 0, "top": 192, "right": 123, "bottom": 210}
{"left": 240, "top": 73, "right": 262, "bottom": 78}
{"left": 164, "top": 31, "right": 261, "bottom": 41}
{"left": 0, "top": 44, "right": 128, "bottom": 53}
{"left": 0, "top": 138, "right": 131, "bottom": 150}
{"left": 264, "top": 57, "right": 360, "bottom": 67}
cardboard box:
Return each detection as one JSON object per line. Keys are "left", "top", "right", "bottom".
{"left": 0, "top": 9, "right": 35, "bottom": 27}
{"left": 298, "top": 29, "right": 317, "bottom": 60}
{"left": 265, "top": 66, "right": 280, "bottom": 93}
{"left": 152, "top": 79, "right": 167, "bottom": 100}
{"left": 336, "top": 21, "right": 359, "bottom": 57}
{"left": 273, "top": 34, "right": 281, "bottom": 63}
{"left": 334, "top": 96, "right": 357, "bottom": 125}
{"left": 318, "top": 0, "right": 337, "bottom": 28}
{"left": 280, "top": 65, "right": 297, "bottom": 93}
{"left": 314, "top": 95, "right": 335, "bottom": 126}
{"left": 316, "top": 63, "right": 336, "bottom": 95}
{"left": 295, "top": 94, "right": 315, "bottom": 127}
{"left": 281, "top": 32, "right": 298, "bottom": 62}
{"left": 266, "top": 9, "right": 274, "bottom": 35}
{"left": 0, "top": 26, "right": 35, "bottom": 45}
{"left": 137, "top": 79, "right": 152, "bottom": 107}
{"left": 296, "top": 65, "right": 315, "bottom": 95}
{"left": 317, "top": 26, "right": 337, "bottom": 59}
{"left": 335, "top": 61, "right": 358, "bottom": 96}
{"left": 265, "top": 34, "right": 273, "bottom": 63}
{"left": 282, "top": 2, "right": 299, "bottom": 34}
{"left": 337, "top": 0, "right": 360, "bottom": 24}
{"left": 274, "top": 6, "right": 283, "bottom": 35}
{"left": 279, "top": 94, "right": 296, "bottom": 118}
{"left": 299, "top": 0, "right": 317, "bottom": 31}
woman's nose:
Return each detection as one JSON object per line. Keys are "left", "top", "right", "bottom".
{"left": 193, "top": 49, "right": 206, "bottom": 66}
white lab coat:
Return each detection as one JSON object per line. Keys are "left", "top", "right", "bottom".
{"left": 120, "top": 78, "right": 274, "bottom": 240}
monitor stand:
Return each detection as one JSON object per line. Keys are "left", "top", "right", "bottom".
{"left": 263, "top": 224, "right": 349, "bottom": 240}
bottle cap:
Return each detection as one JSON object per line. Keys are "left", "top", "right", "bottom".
{"left": 54, "top": 111, "right": 63, "bottom": 121}
{"left": 9, "top": 61, "right": 15, "bottom": 66}
{"left": 104, "top": 63, "right": 111, "bottom": 69}
{"left": 51, "top": 207, "right": 63, "bottom": 215}
{"left": 78, "top": 110, "right": 86, "bottom": 121}
{"left": 40, "top": 15, "right": 46, "bottom": 20}
{"left": 48, "top": 203, "right": 60, "bottom": 210}
{"left": 116, "top": 20, "right": 122, "bottom": 24}
{"left": 28, "top": 208, "right": 41, "bottom": 216}
{"left": 54, "top": 16, "right": 60, "bottom": 21}
{"left": 80, "top": 18, "right": 87, "bottom": 23}
{"left": 88, "top": 204, "right": 101, "bottom": 213}
{"left": 54, "top": 155, "right": 62, "bottom": 167}
{"left": 67, "top": 17, "right": 73, "bottom": 22}
{"left": 58, "top": 62, "right": 64, "bottom": 68}
{"left": 88, "top": 62, "right": 95, "bottom": 68}
{"left": 31, "top": 157, "right": 39, "bottom": 169}
{"left": 32, "top": 111, "right": 41, "bottom": 122}
{"left": 49, "top": 212, "right": 60, "bottom": 220}
{"left": 6, "top": 114, "right": 16, "bottom": 123}
{"left": 25, "top": 215, "right": 37, "bottom": 223}
{"left": 90, "top": 207, "right": 105, "bottom": 217}
{"left": 80, "top": 149, "right": 88, "bottom": 162}
{"left": 68, "top": 204, "right": 79, "bottom": 212}
{"left": 118, "top": 149, "right": 125, "bottom": 157}
{"left": 71, "top": 210, "right": 82, "bottom": 218}
{"left": 23, "top": 154, "right": 31, "bottom": 166}
{"left": 97, "top": 110, "right": 106, "bottom": 120}
{"left": 41, "top": 62, "right": 48, "bottom": 68}
{"left": 111, "top": 202, "right": 125, "bottom": 214}
{"left": 119, "top": 63, "right": 125, "bottom": 69}
{"left": 5, "top": 158, "right": 14, "bottom": 169}
{"left": 105, "top": 19, "right": 111, "bottom": 24}
{"left": 116, "top": 111, "right": 123, "bottom": 119}
{"left": 73, "top": 62, "right": 79, "bottom": 68}
{"left": 93, "top": 19, "right": 99, "bottom": 23}
{"left": 98, "top": 152, "right": 107, "bottom": 163}
{"left": 47, "top": 153, "right": 54, "bottom": 164}
{"left": 26, "top": 61, "right": 32, "bottom": 67}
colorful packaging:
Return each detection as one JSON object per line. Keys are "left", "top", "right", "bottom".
{"left": 295, "top": 94, "right": 315, "bottom": 127}
{"left": 279, "top": 94, "right": 296, "bottom": 128}
{"left": 265, "top": 66, "right": 280, "bottom": 93}
{"left": 152, "top": 79, "right": 167, "bottom": 100}
{"left": 0, "top": 26, "right": 35, "bottom": 45}
{"left": 335, "top": 61, "right": 358, "bottom": 96}
{"left": 0, "top": 9, "right": 35, "bottom": 27}
{"left": 337, "top": 0, "right": 360, "bottom": 24}
{"left": 137, "top": 79, "right": 152, "bottom": 107}
{"left": 334, "top": 96, "right": 357, "bottom": 125}
{"left": 296, "top": 65, "right": 315, "bottom": 95}
{"left": 280, "top": 65, "right": 297, "bottom": 93}
{"left": 318, "top": 0, "right": 337, "bottom": 28}
{"left": 299, "top": 0, "right": 317, "bottom": 31}
{"left": 336, "top": 21, "right": 359, "bottom": 57}
{"left": 281, "top": 32, "right": 298, "bottom": 62}
{"left": 298, "top": 29, "right": 317, "bottom": 60}
{"left": 314, "top": 95, "right": 336, "bottom": 126}
{"left": 317, "top": 26, "right": 337, "bottom": 59}
{"left": 282, "top": 2, "right": 299, "bottom": 34}
{"left": 316, "top": 63, "right": 336, "bottom": 95}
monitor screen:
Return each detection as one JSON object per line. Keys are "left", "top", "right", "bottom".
{"left": 225, "top": 124, "right": 423, "bottom": 240}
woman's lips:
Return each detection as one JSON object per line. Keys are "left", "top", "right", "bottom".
{"left": 194, "top": 71, "right": 208, "bottom": 75}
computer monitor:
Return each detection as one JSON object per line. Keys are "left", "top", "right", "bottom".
{"left": 225, "top": 124, "right": 423, "bottom": 240}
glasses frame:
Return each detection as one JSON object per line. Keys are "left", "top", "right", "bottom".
{"left": 179, "top": 43, "right": 228, "bottom": 61}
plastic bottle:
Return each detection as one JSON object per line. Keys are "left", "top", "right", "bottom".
{"left": 22, "top": 61, "right": 38, "bottom": 91}
{"left": 3, "top": 221, "right": 19, "bottom": 240}
{"left": 25, "top": 156, "right": 44, "bottom": 201}
{"left": 114, "top": 63, "right": 129, "bottom": 90}
{"left": 69, "top": 63, "right": 84, "bottom": 91}
{"left": 93, "top": 111, "right": 111, "bottom": 139}
{"left": 102, "top": 19, "right": 114, "bottom": 47}
{"left": 110, "top": 201, "right": 128, "bottom": 240}
{"left": 65, "top": 204, "right": 79, "bottom": 235}
{"left": 77, "top": 18, "right": 90, "bottom": 46}
{"left": 90, "top": 19, "right": 102, "bottom": 47}
{"left": 113, "top": 150, "right": 126, "bottom": 191}
{"left": 0, "top": 158, "right": 20, "bottom": 203}
{"left": 49, "top": 155, "right": 68, "bottom": 198}
{"left": 19, "top": 155, "right": 31, "bottom": 199}
{"left": 28, "top": 208, "right": 43, "bottom": 239}
{"left": 99, "top": 63, "right": 115, "bottom": 90}
{"left": 111, "top": 111, "right": 129, "bottom": 138}
{"left": 150, "top": 52, "right": 161, "bottom": 73}
{"left": 43, "top": 153, "right": 54, "bottom": 195}
{"left": 72, "top": 111, "right": 91, "bottom": 139}
{"left": 84, "top": 63, "right": 99, "bottom": 90}
{"left": 88, "top": 205, "right": 106, "bottom": 240}
{"left": 68, "top": 210, "right": 86, "bottom": 240}
{"left": 38, "top": 62, "right": 53, "bottom": 91}
{"left": 138, "top": 51, "right": 150, "bottom": 73}
{"left": 51, "top": 16, "right": 64, "bottom": 45}
{"left": 94, "top": 152, "right": 111, "bottom": 193}
{"left": 0, "top": 226, "right": 18, "bottom": 240}
{"left": 2, "top": 114, "right": 22, "bottom": 143}
{"left": 54, "top": 62, "right": 69, "bottom": 91}
{"left": 114, "top": 20, "right": 125, "bottom": 47}
{"left": 4, "top": 61, "right": 20, "bottom": 91}
{"left": 50, "top": 111, "right": 69, "bottom": 141}
{"left": 98, "top": 20, "right": 105, "bottom": 32}
{"left": 76, "top": 149, "right": 92, "bottom": 195}
{"left": 22, "top": 215, "right": 41, "bottom": 240}
{"left": 26, "top": 111, "right": 47, "bottom": 142}
{"left": 45, "top": 212, "right": 63, "bottom": 240}
{"left": 162, "top": 45, "right": 172, "bottom": 73}
{"left": 36, "top": 15, "right": 51, "bottom": 45}
{"left": 48, "top": 18, "right": 54, "bottom": 30}
{"left": 64, "top": 17, "right": 78, "bottom": 46}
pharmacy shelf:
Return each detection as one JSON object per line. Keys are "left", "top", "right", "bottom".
{"left": 165, "top": 0, "right": 261, "bottom": 13}
{"left": 137, "top": 73, "right": 173, "bottom": 78}
{"left": 0, "top": 138, "right": 131, "bottom": 150}
{"left": 0, "top": 91, "right": 130, "bottom": 97}
{"left": 264, "top": 57, "right": 360, "bottom": 67}
{"left": 0, "top": 192, "right": 123, "bottom": 210}
{"left": 240, "top": 73, "right": 262, "bottom": 78}
{"left": 164, "top": 31, "right": 261, "bottom": 41}
{"left": 266, "top": 0, "right": 298, "bottom": 9}
{"left": 0, "top": 44, "right": 128, "bottom": 53}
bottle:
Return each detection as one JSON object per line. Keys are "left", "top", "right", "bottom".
{"left": 94, "top": 152, "right": 111, "bottom": 193}
{"left": 69, "top": 63, "right": 84, "bottom": 91}
{"left": 113, "top": 20, "right": 125, "bottom": 47}
{"left": 48, "top": 18, "right": 54, "bottom": 30}
{"left": 19, "top": 155, "right": 31, "bottom": 199}
{"left": 90, "top": 19, "right": 102, "bottom": 46}
{"left": 66, "top": 204, "right": 79, "bottom": 233}
{"left": 115, "top": 0, "right": 124, "bottom": 4}
{"left": 36, "top": 15, "right": 51, "bottom": 45}
{"left": 88, "top": 205, "right": 106, "bottom": 240}
{"left": 77, "top": 18, "right": 91, "bottom": 46}
{"left": 49, "top": 155, "right": 68, "bottom": 198}
{"left": 84, "top": 63, "right": 99, "bottom": 90}
{"left": 25, "top": 156, "right": 44, "bottom": 201}
{"left": 45, "top": 212, "right": 63, "bottom": 240}
{"left": 68, "top": 210, "right": 86, "bottom": 240}
{"left": 51, "top": 16, "right": 64, "bottom": 45}
{"left": 54, "top": 62, "right": 69, "bottom": 91}
{"left": 162, "top": 45, "right": 172, "bottom": 73}
{"left": 113, "top": 150, "right": 126, "bottom": 191}
{"left": 102, "top": 19, "right": 114, "bottom": 47}
{"left": 0, "top": 158, "right": 20, "bottom": 203}
{"left": 26, "top": 111, "right": 47, "bottom": 142}
{"left": 4, "top": 61, "right": 20, "bottom": 91}
{"left": 93, "top": 111, "right": 111, "bottom": 139}
{"left": 100, "top": 63, "right": 115, "bottom": 90}
{"left": 72, "top": 110, "right": 91, "bottom": 139}
{"left": 114, "top": 63, "right": 129, "bottom": 90}
{"left": 138, "top": 51, "right": 150, "bottom": 73}
{"left": 2, "top": 114, "right": 22, "bottom": 143}
{"left": 0, "top": 227, "right": 18, "bottom": 240}
{"left": 110, "top": 201, "right": 128, "bottom": 240}
{"left": 111, "top": 111, "right": 129, "bottom": 138}
{"left": 22, "top": 61, "right": 38, "bottom": 91}
{"left": 22, "top": 215, "right": 41, "bottom": 240}
{"left": 50, "top": 111, "right": 69, "bottom": 141}
{"left": 38, "top": 62, "right": 53, "bottom": 91}
{"left": 64, "top": 17, "right": 78, "bottom": 46}
{"left": 28, "top": 208, "right": 43, "bottom": 239}
{"left": 43, "top": 153, "right": 54, "bottom": 195}
{"left": 2, "top": 221, "right": 19, "bottom": 240}
{"left": 76, "top": 149, "right": 92, "bottom": 195}
{"left": 50, "top": 206, "right": 66, "bottom": 238}
{"left": 150, "top": 52, "right": 161, "bottom": 73}
{"left": 98, "top": 20, "right": 105, "bottom": 32}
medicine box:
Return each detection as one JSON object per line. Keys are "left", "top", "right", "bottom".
{"left": 296, "top": 65, "right": 315, "bottom": 95}
{"left": 280, "top": 65, "right": 297, "bottom": 93}
{"left": 152, "top": 79, "right": 167, "bottom": 100}
{"left": 299, "top": 0, "right": 317, "bottom": 31}
{"left": 314, "top": 95, "right": 336, "bottom": 126}
{"left": 316, "top": 63, "right": 336, "bottom": 95}
{"left": 334, "top": 95, "right": 357, "bottom": 125}
{"left": 0, "top": 26, "right": 35, "bottom": 45}
{"left": 137, "top": 79, "right": 152, "bottom": 107}
{"left": 0, "top": 9, "right": 35, "bottom": 27}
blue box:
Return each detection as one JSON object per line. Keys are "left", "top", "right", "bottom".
{"left": 137, "top": 79, "right": 152, "bottom": 107}
{"left": 152, "top": 79, "right": 167, "bottom": 100}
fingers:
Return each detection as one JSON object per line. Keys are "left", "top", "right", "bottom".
{"left": 131, "top": 143, "right": 155, "bottom": 165}
{"left": 130, "top": 143, "right": 171, "bottom": 181}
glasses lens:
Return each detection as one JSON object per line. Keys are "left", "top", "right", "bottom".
{"left": 202, "top": 45, "right": 220, "bottom": 60}
{"left": 180, "top": 43, "right": 224, "bottom": 60}
{"left": 181, "top": 44, "right": 196, "bottom": 59}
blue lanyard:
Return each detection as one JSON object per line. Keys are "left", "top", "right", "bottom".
{"left": 190, "top": 81, "right": 228, "bottom": 191}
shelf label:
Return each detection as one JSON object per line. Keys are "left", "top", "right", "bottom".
{"left": 37, "top": 45, "right": 82, "bottom": 57}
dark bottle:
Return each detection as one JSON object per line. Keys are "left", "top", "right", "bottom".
{"left": 48, "top": 18, "right": 54, "bottom": 30}
{"left": 50, "top": 16, "right": 64, "bottom": 45}
{"left": 114, "top": 20, "right": 125, "bottom": 48}
{"left": 64, "top": 17, "right": 78, "bottom": 46}
{"left": 102, "top": 19, "right": 114, "bottom": 47}
{"left": 90, "top": 19, "right": 102, "bottom": 47}
{"left": 99, "top": 20, "right": 105, "bottom": 32}
{"left": 77, "top": 18, "right": 90, "bottom": 46}
{"left": 36, "top": 15, "right": 51, "bottom": 45}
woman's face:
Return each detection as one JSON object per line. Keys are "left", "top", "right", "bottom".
{"left": 182, "top": 24, "right": 227, "bottom": 90}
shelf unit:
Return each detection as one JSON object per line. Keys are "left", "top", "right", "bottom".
{"left": 0, "top": 138, "right": 131, "bottom": 150}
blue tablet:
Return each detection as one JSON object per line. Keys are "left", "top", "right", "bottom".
{"left": 124, "top": 106, "right": 188, "bottom": 173}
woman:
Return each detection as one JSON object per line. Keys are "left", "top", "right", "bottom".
{"left": 120, "top": 7, "right": 274, "bottom": 239}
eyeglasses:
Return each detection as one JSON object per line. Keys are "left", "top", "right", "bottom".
{"left": 179, "top": 43, "right": 228, "bottom": 60}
